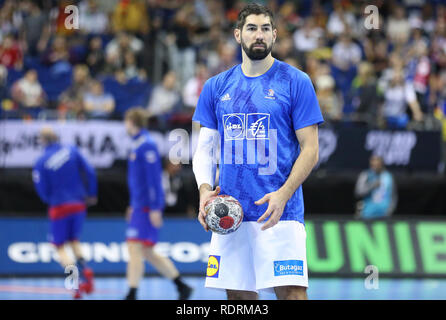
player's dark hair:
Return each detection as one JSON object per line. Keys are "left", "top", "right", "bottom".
{"left": 236, "top": 3, "right": 275, "bottom": 30}
{"left": 125, "top": 107, "right": 148, "bottom": 129}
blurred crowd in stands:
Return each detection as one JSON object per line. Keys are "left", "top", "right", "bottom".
{"left": 0, "top": 0, "right": 446, "bottom": 133}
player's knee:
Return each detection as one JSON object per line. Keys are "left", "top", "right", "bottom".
{"left": 275, "top": 286, "right": 307, "bottom": 300}
{"left": 226, "top": 290, "right": 258, "bottom": 300}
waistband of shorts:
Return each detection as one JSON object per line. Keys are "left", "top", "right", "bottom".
{"left": 49, "top": 202, "right": 86, "bottom": 220}
{"left": 132, "top": 206, "right": 151, "bottom": 213}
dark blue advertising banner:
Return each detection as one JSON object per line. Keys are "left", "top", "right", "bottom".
{"left": 0, "top": 218, "right": 211, "bottom": 275}
{"left": 1, "top": 217, "right": 446, "bottom": 277}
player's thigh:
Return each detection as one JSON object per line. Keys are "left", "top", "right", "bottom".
{"left": 250, "top": 220, "right": 308, "bottom": 290}
{"left": 126, "top": 240, "right": 144, "bottom": 259}
{"left": 205, "top": 223, "right": 256, "bottom": 292}
{"left": 126, "top": 210, "right": 159, "bottom": 243}
{"left": 49, "top": 217, "right": 70, "bottom": 246}
{"left": 274, "top": 285, "right": 308, "bottom": 300}
{"left": 68, "top": 211, "right": 86, "bottom": 241}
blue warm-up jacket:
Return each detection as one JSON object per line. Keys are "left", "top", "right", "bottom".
{"left": 32, "top": 143, "right": 97, "bottom": 218}
{"left": 127, "top": 129, "right": 165, "bottom": 211}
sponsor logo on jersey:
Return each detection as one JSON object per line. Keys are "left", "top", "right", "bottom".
{"left": 246, "top": 113, "right": 270, "bottom": 140}
{"left": 206, "top": 255, "right": 220, "bottom": 278}
{"left": 223, "top": 113, "right": 270, "bottom": 140}
{"left": 274, "top": 260, "right": 304, "bottom": 276}
{"left": 223, "top": 114, "right": 245, "bottom": 140}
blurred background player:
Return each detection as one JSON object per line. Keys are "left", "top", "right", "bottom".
{"left": 32, "top": 127, "right": 97, "bottom": 299}
{"left": 123, "top": 107, "right": 192, "bottom": 300}
{"left": 355, "top": 155, "right": 398, "bottom": 219}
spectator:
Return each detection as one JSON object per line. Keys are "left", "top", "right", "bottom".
{"left": 355, "top": 155, "right": 397, "bottom": 219}
{"left": 21, "top": 1, "right": 47, "bottom": 57}
{"left": 123, "top": 51, "right": 141, "bottom": 80}
{"left": 315, "top": 74, "right": 342, "bottom": 121}
{"left": 86, "top": 36, "right": 105, "bottom": 76}
{"left": 386, "top": 6, "right": 411, "bottom": 45}
{"left": 111, "top": 0, "right": 148, "bottom": 33}
{"left": 41, "top": 35, "right": 71, "bottom": 66}
{"left": 83, "top": 80, "right": 115, "bottom": 119}
{"left": 293, "top": 17, "right": 323, "bottom": 53}
{"left": 147, "top": 71, "right": 180, "bottom": 120}
{"left": 381, "top": 68, "right": 423, "bottom": 129}
{"left": 182, "top": 63, "right": 208, "bottom": 111}
{"left": 408, "top": 41, "right": 431, "bottom": 114}
{"left": 326, "top": 1, "right": 357, "bottom": 39}
{"left": 11, "top": 69, "right": 46, "bottom": 118}
{"left": 59, "top": 64, "right": 92, "bottom": 118}
{"left": 105, "top": 32, "right": 143, "bottom": 71}
{"left": 331, "top": 33, "right": 362, "bottom": 111}
{"left": 0, "top": 64, "right": 12, "bottom": 117}
{"left": 79, "top": 0, "right": 109, "bottom": 35}
{"left": 331, "top": 33, "right": 362, "bottom": 72}
{"left": 350, "top": 62, "right": 381, "bottom": 126}
{"left": 166, "top": 5, "right": 197, "bottom": 87}
{"left": 0, "top": 34, "right": 23, "bottom": 69}
{"left": 273, "top": 37, "right": 298, "bottom": 62}
{"left": 162, "top": 160, "right": 198, "bottom": 218}
{"left": 0, "top": 0, "right": 21, "bottom": 41}
{"left": 209, "top": 41, "right": 238, "bottom": 76}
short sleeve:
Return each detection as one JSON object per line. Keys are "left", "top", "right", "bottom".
{"left": 192, "top": 78, "right": 218, "bottom": 129}
{"left": 291, "top": 72, "right": 324, "bottom": 131}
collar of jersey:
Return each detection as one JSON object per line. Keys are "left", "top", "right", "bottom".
{"left": 239, "top": 58, "right": 278, "bottom": 80}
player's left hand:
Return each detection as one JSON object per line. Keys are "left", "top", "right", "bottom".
{"left": 255, "top": 190, "right": 289, "bottom": 231}
{"left": 86, "top": 197, "right": 97, "bottom": 206}
{"left": 149, "top": 210, "right": 163, "bottom": 228}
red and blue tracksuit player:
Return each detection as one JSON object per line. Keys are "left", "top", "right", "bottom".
{"left": 32, "top": 127, "right": 97, "bottom": 299}
{"left": 124, "top": 107, "right": 192, "bottom": 300}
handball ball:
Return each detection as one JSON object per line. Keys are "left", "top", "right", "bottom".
{"left": 204, "top": 195, "right": 243, "bottom": 235}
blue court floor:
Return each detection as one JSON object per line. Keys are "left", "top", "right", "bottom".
{"left": 1, "top": 277, "right": 446, "bottom": 300}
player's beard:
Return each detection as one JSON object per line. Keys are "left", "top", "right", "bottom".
{"left": 241, "top": 38, "right": 273, "bottom": 61}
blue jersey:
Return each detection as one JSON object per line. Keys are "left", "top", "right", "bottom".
{"left": 32, "top": 143, "right": 97, "bottom": 207}
{"left": 127, "top": 129, "right": 165, "bottom": 211}
{"left": 192, "top": 59, "right": 324, "bottom": 223}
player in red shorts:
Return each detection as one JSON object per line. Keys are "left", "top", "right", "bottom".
{"left": 32, "top": 127, "right": 97, "bottom": 299}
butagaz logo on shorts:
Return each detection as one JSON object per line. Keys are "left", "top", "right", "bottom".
{"left": 274, "top": 260, "right": 304, "bottom": 276}
{"left": 223, "top": 113, "right": 270, "bottom": 141}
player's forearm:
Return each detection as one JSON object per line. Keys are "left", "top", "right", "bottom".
{"left": 278, "top": 145, "right": 319, "bottom": 200}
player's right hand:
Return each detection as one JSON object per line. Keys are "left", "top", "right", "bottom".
{"left": 198, "top": 185, "right": 221, "bottom": 232}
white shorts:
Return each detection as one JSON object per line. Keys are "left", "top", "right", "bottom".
{"left": 205, "top": 220, "right": 308, "bottom": 293}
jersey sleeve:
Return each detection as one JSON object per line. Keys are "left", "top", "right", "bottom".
{"left": 192, "top": 78, "right": 218, "bottom": 129}
{"left": 74, "top": 147, "right": 97, "bottom": 197}
{"left": 142, "top": 143, "right": 165, "bottom": 211}
{"left": 32, "top": 159, "right": 50, "bottom": 204}
{"left": 291, "top": 72, "right": 324, "bottom": 131}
